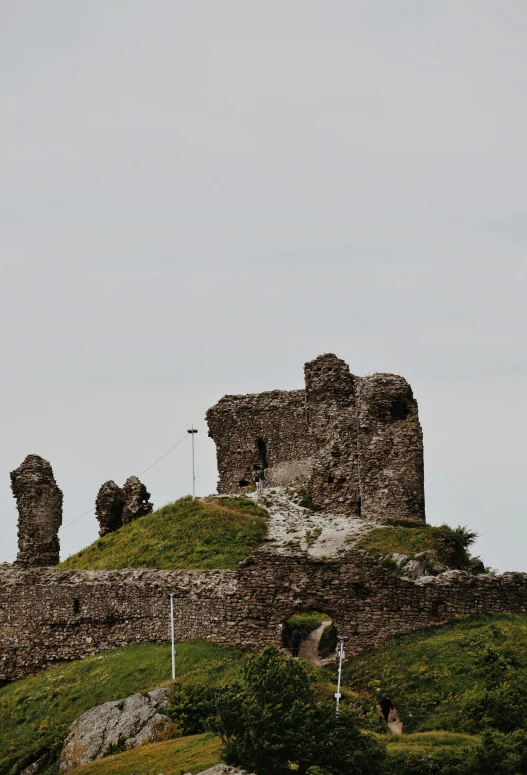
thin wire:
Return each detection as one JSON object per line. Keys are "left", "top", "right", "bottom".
{"left": 1, "top": 434, "right": 189, "bottom": 563}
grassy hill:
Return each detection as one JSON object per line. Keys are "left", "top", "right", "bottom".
{"left": 75, "top": 734, "right": 220, "bottom": 775}
{"left": 60, "top": 496, "right": 268, "bottom": 571}
{"left": 0, "top": 640, "right": 242, "bottom": 775}
{"left": 344, "top": 613, "right": 527, "bottom": 734}
{"left": 5, "top": 615, "right": 527, "bottom": 775}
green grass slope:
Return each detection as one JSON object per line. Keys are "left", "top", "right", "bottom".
{"left": 344, "top": 613, "right": 527, "bottom": 733}
{"left": 75, "top": 733, "right": 221, "bottom": 775}
{"left": 0, "top": 641, "right": 242, "bottom": 775}
{"left": 60, "top": 496, "right": 268, "bottom": 571}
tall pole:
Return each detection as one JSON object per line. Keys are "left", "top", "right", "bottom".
{"left": 335, "top": 635, "right": 348, "bottom": 715}
{"left": 187, "top": 426, "right": 198, "bottom": 501}
{"left": 170, "top": 593, "right": 176, "bottom": 680}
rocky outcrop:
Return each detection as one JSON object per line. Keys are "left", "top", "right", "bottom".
{"left": 122, "top": 476, "right": 153, "bottom": 525}
{"left": 59, "top": 688, "right": 170, "bottom": 772}
{"left": 95, "top": 481, "right": 124, "bottom": 537}
{"left": 11, "top": 454, "right": 63, "bottom": 567}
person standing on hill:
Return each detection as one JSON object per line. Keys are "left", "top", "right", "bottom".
{"left": 291, "top": 628, "right": 302, "bottom": 657}
{"left": 380, "top": 694, "right": 394, "bottom": 723}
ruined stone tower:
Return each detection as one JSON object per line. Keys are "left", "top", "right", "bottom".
{"left": 122, "top": 476, "right": 153, "bottom": 525}
{"left": 95, "top": 476, "right": 153, "bottom": 536}
{"left": 11, "top": 454, "right": 63, "bottom": 566}
{"left": 95, "top": 480, "right": 125, "bottom": 537}
{"left": 206, "top": 354, "right": 425, "bottom": 522}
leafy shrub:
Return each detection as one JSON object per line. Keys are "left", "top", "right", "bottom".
{"left": 167, "top": 681, "right": 217, "bottom": 735}
{"left": 210, "top": 645, "right": 387, "bottom": 775}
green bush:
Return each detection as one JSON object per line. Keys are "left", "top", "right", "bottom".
{"left": 210, "top": 645, "right": 386, "bottom": 775}
{"left": 167, "top": 681, "right": 217, "bottom": 735}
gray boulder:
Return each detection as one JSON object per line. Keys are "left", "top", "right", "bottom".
{"left": 59, "top": 688, "right": 169, "bottom": 772}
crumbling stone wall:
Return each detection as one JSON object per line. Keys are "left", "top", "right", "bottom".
{"left": 122, "top": 476, "right": 153, "bottom": 524}
{"left": 1, "top": 549, "right": 526, "bottom": 684}
{"left": 95, "top": 481, "right": 125, "bottom": 537}
{"left": 207, "top": 354, "right": 425, "bottom": 522}
{"left": 10, "top": 455, "right": 63, "bottom": 567}
{"left": 95, "top": 477, "right": 153, "bottom": 537}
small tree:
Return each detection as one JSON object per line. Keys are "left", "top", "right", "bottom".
{"left": 210, "top": 646, "right": 386, "bottom": 775}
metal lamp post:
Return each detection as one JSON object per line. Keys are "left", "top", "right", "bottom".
{"left": 335, "top": 635, "right": 348, "bottom": 715}
{"left": 187, "top": 425, "right": 198, "bottom": 500}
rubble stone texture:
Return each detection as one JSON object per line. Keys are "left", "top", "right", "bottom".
{"left": 95, "top": 481, "right": 124, "bottom": 537}
{"left": 59, "top": 688, "right": 169, "bottom": 772}
{"left": 206, "top": 354, "right": 425, "bottom": 522}
{"left": 121, "top": 476, "right": 153, "bottom": 525}
{"left": 2, "top": 548, "right": 527, "bottom": 685}
{"left": 10, "top": 454, "right": 63, "bottom": 567}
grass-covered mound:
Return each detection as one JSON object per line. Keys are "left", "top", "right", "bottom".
{"left": 74, "top": 733, "right": 220, "bottom": 775}
{"left": 344, "top": 613, "right": 527, "bottom": 734}
{"left": 0, "top": 641, "right": 241, "bottom": 775}
{"left": 60, "top": 496, "right": 268, "bottom": 571}
{"left": 356, "top": 522, "right": 484, "bottom": 575}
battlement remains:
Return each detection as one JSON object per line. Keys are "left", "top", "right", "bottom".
{"left": 206, "top": 354, "right": 425, "bottom": 522}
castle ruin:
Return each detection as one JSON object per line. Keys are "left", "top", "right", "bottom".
{"left": 10, "top": 454, "right": 63, "bottom": 567}
{"left": 207, "top": 354, "right": 425, "bottom": 522}
{"left": 95, "top": 476, "right": 153, "bottom": 537}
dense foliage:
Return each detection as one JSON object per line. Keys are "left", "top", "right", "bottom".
{"left": 209, "top": 646, "right": 386, "bottom": 775}
{"left": 60, "top": 496, "right": 268, "bottom": 570}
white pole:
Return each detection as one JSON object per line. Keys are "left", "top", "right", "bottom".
{"left": 170, "top": 593, "right": 176, "bottom": 680}
{"left": 335, "top": 636, "right": 348, "bottom": 715}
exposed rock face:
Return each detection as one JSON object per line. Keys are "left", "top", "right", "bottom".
{"left": 207, "top": 354, "right": 425, "bottom": 522}
{"left": 95, "top": 481, "right": 124, "bottom": 537}
{"left": 122, "top": 476, "right": 153, "bottom": 525}
{"left": 59, "top": 688, "right": 169, "bottom": 772}
{"left": 11, "top": 454, "right": 63, "bottom": 567}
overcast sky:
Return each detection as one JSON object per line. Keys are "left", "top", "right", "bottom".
{"left": 1, "top": 1, "right": 526, "bottom": 571}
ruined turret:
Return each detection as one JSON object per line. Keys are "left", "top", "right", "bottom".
{"left": 122, "top": 476, "right": 153, "bottom": 525}
{"left": 11, "top": 454, "right": 63, "bottom": 566}
{"left": 207, "top": 354, "right": 425, "bottom": 522}
{"left": 95, "top": 480, "right": 124, "bottom": 537}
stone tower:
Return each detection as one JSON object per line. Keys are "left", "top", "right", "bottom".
{"left": 206, "top": 354, "right": 425, "bottom": 522}
{"left": 11, "top": 454, "right": 63, "bottom": 566}
{"left": 95, "top": 480, "right": 125, "bottom": 537}
{"left": 122, "top": 476, "right": 153, "bottom": 525}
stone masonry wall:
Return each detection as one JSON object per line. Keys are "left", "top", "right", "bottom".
{"left": 207, "top": 354, "right": 425, "bottom": 522}
{"left": 1, "top": 549, "right": 526, "bottom": 685}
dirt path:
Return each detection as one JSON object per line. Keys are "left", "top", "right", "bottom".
{"left": 246, "top": 487, "right": 373, "bottom": 557}
{"left": 387, "top": 708, "right": 403, "bottom": 734}
{"left": 300, "top": 620, "right": 332, "bottom": 665}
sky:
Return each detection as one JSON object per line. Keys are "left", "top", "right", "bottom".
{"left": 1, "top": 1, "right": 526, "bottom": 571}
